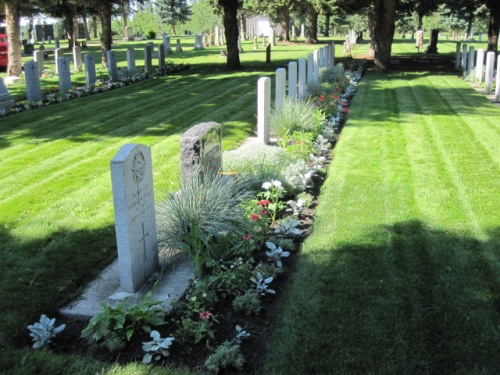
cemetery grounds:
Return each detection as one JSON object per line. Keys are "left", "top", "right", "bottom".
{"left": 0, "top": 38, "right": 499, "bottom": 374}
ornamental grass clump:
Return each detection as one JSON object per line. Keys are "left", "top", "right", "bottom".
{"left": 156, "top": 172, "right": 253, "bottom": 276}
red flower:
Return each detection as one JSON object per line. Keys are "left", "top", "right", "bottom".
{"left": 318, "top": 94, "right": 326, "bottom": 102}
{"left": 250, "top": 214, "right": 259, "bottom": 221}
{"left": 199, "top": 311, "right": 212, "bottom": 320}
{"left": 260, "top": 210, "right": 268, "bottom": 215}
{"left": 258, "top": 199, "right": 270, "bottom": 206}
{"left": 242, "top": 234, "right": 252, "bottom": 240}
{"left": 342, "top": 107, "right": 350, "bottom": 114}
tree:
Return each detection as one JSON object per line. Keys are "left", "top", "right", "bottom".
{"left": 371, "top": 0, "right": 396, "bottom": 68}
{"left": 3, "top": 1, "right": 22, "bottom": 76}
{"left": 157, "top": 0, "right": 191, "bottom": 35}
{"left": 484, "top": 0, "right": 499, "bottom": 52}
{"left": 183, "top": 0, "right": 220, "bottom": 35}
{"left": 215, "top": 0, "right": 242, "bottom": 69}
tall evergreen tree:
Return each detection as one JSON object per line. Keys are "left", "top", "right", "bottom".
{"left": 157, "top": 0, "right": 191, "bottom": 35}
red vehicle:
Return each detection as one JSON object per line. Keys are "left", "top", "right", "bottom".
{"left": 0, "top": 34, "right": 8, "bottom": 69}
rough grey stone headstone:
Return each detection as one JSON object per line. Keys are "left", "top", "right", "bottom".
{"left": 24, "top": 61, "right": 42, "bottom": 102}
{"left": 57, "top": 57, "right": 72, "bottom": 94}
{"left": 288, "top": 61, "right": 297, "bottom": 100}
{"left": 144, "top": 46, "right": 153, "bottom": 74}
{"left": 0, "top": 78, "right": 15, "bottom": 111}
{"left": 73, "top": 46, "right": 82, "bottom": 71}
{"left": 180, "top": 122, "right": 222, "bottom": 183}
{"left": 107, "top": 50, "right": 118, "bottom": 81}
{"left": 84, "top": 54, "right": 96, "bottom": 87}
{"left": 33, "top": 50, "right": 44, "bottom": 74}
{"left": 126, "top": 48, "right": 136, "bottom": 73}
{"left": 111, "top": 144, "right": 158, "bottom": 293}
{"left": 54, "top": 48, "right": 64, "bottom": 74}
{"left": 257, "top": 77, "right": 271, "bottom": 145}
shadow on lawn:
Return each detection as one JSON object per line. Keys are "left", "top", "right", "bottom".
{"left": 269, "top": 220, "right": 500, "bottom": 374}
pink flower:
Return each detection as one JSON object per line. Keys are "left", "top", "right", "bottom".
{"left": 342, "top": 107, "right": 350, "bottom": 114}
{"left": 260, "top": 210, "right": 268, "bottom": 215}
{"left": 242, "top": 234, "right": 252, "bottom": 240}
{"left": 250, "top": 214, "right": 259, "bottom": 221}
{"left": 258, "top": 199, "right": 270, "bottom": 206}
{"left": 318, "top": 94, "right": 326, "bottom": 102}
{"left": 199, "top": 311, "right": 212, "bottom": 320}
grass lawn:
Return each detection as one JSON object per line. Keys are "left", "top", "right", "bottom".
{"left": 264, "top": 71, "right": 500, "bottom": 374}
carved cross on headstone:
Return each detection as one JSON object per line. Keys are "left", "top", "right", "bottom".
{"left": 139, "top": 222, "right": 150, "bottom": 263}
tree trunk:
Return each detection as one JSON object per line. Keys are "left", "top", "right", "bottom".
{"left": 324, "top": 14, "right": 331, "bottom": 37}
{"left": 465, "top": 13, "right": 473, "bottom": 40}
{"left": 64, "top": 12, "right": 75, "bottom": 49}
{"left": 92, "top": 15, "right": 98, "bottom": 39}
{"left": 220, "top": 0, "right": 241, "bottom": 70}
{"left": 486, "top": 0, "right": 500, "bottom": 53}
{"left": 281, "top": 7, "right": 290, "bottom": 42}
{"left": 5, "top": 2, "right": 22, "bottom": 77}
{"left": 417, "top": 12, "right": 424, "bottom": 30}
{"left": 82, "top": 14, "right": 91, "bottom": 41}
{"left": 306, "top": 7, "right": 318, "bottom": 43}
{"left": 372, "top": 0, "right": 396, "bottom": 69}
{"left": 98, "top": 2, "right": 113, "bottom": 66}
{"left": 28, "top": 16, "right": 34, "bottom": 43}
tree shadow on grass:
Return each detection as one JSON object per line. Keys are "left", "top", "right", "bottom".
{"left": 267, "top": 220, "right": 500, "bottom": 374}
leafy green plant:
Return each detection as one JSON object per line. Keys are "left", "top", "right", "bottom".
{"left": 250, "top": 272, "right": 275, "bottom": 296}
{"left": 274, "top": 217, "right": 302, "bottom": 236}
{"left": 283, "top": 159, "right": 315, "bottom": 195}
{"left": 205, "top": 257, "right": 255, "bottom": 298}
{"left": 175, "top": 311, "right": 218, "bottom": 345}
{"left": 319, "top": 63, "right": 346, "bottom": 83}
{"left": 205, "top": 340, "right": 245, "bottom": 373}
{"left": 142, "top": 330, "right": 175, "bottom": 364}
{"left": 27, "top": 314, "right": 66, "bottom": 349}
{"left": 258, "top": 179, "right": 286, "bottom": 223}
{"left": 81, "top": 292, "right": 165, "bottom": 351}
{"left": 265, "top": 241, "right": 290, "bottom": 268}
{"left": 156, "top": 172, "right": 252, "bottom": 276}
{"left": 232, "top": 290, "right": 262, "bottom": 315}
{"left": 278, "top": 131, "right": 316, "bottom": 160}
{"left": 270, "top": 98, "right": 323, "bottom": 141}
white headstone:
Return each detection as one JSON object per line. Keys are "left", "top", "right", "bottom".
{"left": 313, "top": 50, "right": 320, "bottom": 81}
{"left": 194, "top": 34, "right": 203, "bottom": 49}
{"left": 288, "top": 61, "right": 297, "bottom": 100}
{"left": 300, "top": 24, "right": 305, "bottom": 38}
{"left": 57, "top": 57, "right": 72, "bottom": 93}
{"left": 307, "top": 53, "right": 314, "bottom": 84}
{"left": 275, "top": 68, "right": 286, "bottom": 106}
{"left": 54, "top": 48, "right": 64, "bottom": 74}
{"left": 84, "top": 54, "right": 96, "bottom": 87}
{"left": 144, "top": 46, "right": 153, "bottom": 73}
{"left": 484, "top": 51, "right": 495, "bottom": 92}
{"left": 257, "top": 77, "right": 271, "bottom": 145}
{"left": 298, "top": 57, "right": 306, "bottom": 99}
{"left": 33, "top": 50, "right": 44, "bottom": 74}
{"left": 126, "top": 48, "right": 136, "bottom": 73}
{"left": 455, "top": 42, "right": 461, "bottom": 70}
{"left": 319, "top": 48, "right": 325, "bottom": 67}
{"left": 467, "top": 46, "right": 475, "bottom": 72}
{"left": 107, "top": 50, "right": 118, "bottom": 81}
{"left": 214, "top": 26, "right": 220, "bottom": 46}
{"left": 73, "top": 46, "right": 82, "bottom": 71}
{"left": 163, "top": 34, "right": 172, "bottom": 54}
{"left": 0, "top": 78, "right": 15, "bottom": 111}
{"left": 111, "top": 144, "right": 158, "bottom": 293}
{"left": 475, "top": 48, "right": 485, "bottom": 83}
{"left": 461, "top": 44, "right": 468, "bottom": 71}
{"left": 24, "top": 61, "right": 42, "bottom": 102}
{"left": 268, "top": 28, "right": 275, "bottom": 46}
{"left": 330, "top": 42, "right": 335, "bottom": 65}
{"left": 495, "top": 54, "right": 500, "bottom": 98}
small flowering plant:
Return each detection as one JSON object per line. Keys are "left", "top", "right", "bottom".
{"left": 258, "top": 180, "right": 286, "bottom": 223}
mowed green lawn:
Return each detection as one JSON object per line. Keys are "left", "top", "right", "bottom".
{"left": 265, "top": 72, "right": 500, "bottom": 374}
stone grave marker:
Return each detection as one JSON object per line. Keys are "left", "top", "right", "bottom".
{"left": 461, "top": 44, "right": 468, "bottom": 71}
{"left": 127, "top": 48, "right": 136, "bottom": 73}
{"left": 107, "top": 50, "right": 118, "bottom": 81}
{"left": 57, "top": 57, "right": 72, "bottom": 94}
{"left": 73, "top": 46, "right": 82, "bottom": 71}
{"left": 33, "top": 50, "right": 44, "bottom": 74}
{"left": 275, "top": 68, "right": 286, "bottom": 106}
{"left": 194, "top": 34, "right": 203, "bottom": 49}
{"left": 180, "top": 122, "right": 222, "bottom": 184}
{"left": 319, "top": 47, "right": 325, "bottom": 67}
{"left": 330, "top": 42, "right": 335, "bottom": 65}
{"left": 24, "top": 61, "right": 42, "bottom": 102}
{"left": 54, "top": 48, "right": 64, "bottom": 74}
{"left": 313, "top": 50, "right": 320, "bottom": 81}
{"left": 484, "top": 51, "right": 495, "bottom": 92}
{"left": 257, "top": 77, "right": 271, "bottom": 145}
{"left": 307, "top": 53, "right": 314, "bottom": 84}
{"left": 253, "top": 35, "right": 258, "bottom": 50}
{"left": 467, "top": 46, "right": 475, "bottom": 73}
{"left": 0, "top": 78, "right": 15, "bottom": 111}
{"left": 268, "top": 28, "right": 276, "bottom": 46}
{"left": 288, "top": 61, "right": 297, "bottom": 100}
{"left": 475, "top": 48, "right": 485, "bottom": 83}
{"left": 144, "top": 46, "right": 153, "bottom": 74}
{"left": 124, "top": 26, "right": 134, "bottom": 41}
{"left": 300, "top": 24, "right": 305, "bottom": 38}
{"left": 214, "top": 26, "right": 220, "bottom": 46}
{"left": 298, "top": 57, "right": 306, "bottom": 99}
{"left": 111, "top": 144, "right": 158, "bottom": 293}
{"left": 158, "top": 44, "right": 165, "bottom": 70}
{"left": 163, "top": 34, "right": 172, "bottom": 54}
{"left": 84, "top": 54, "right": 96, "bottom": 87}
{"left": 176, "top": 39, "right": 183, "bottom": 53}
{"left": 496, "top": 55, "right": 500, "bottom": 98}
{"left": 55, "top": 38, "right": 60, "bottom": 48}
{"left": 455, "top": 42, "right": 461, "bottom": 70}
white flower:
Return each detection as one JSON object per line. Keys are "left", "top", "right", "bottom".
{"left": 262, "top": 181, "right": 272, "bottom": 190}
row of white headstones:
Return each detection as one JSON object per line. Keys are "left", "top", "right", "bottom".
{"left": 110, "top": 42, "right": 336, "bottom": 295}
{"left": 455, "top": 43, "right": 500, "bottom": 97}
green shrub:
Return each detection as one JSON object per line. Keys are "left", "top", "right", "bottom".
{"left": 147, "top": 31, "right": 156, "bottom": 39}
{"left": 283, "top": 159, "right": 315, "bottom": 195}
{"left": 156, "top": 173, "right": 252, "bottom": 276}
{"left": 270, "top": 98, "right": 322, "bottom": 141}
{"left": 232, "top": 290, "right": 262, "bottom": 315}
{"left": 205, "top": 341, "right": 245, "bottom": 373}
{"left": 319, "top": 63, "right": 346, "bottom": 83}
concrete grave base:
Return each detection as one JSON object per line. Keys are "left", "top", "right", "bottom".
{"left": 60, "top": 252, "right": 194, "bottom": 320}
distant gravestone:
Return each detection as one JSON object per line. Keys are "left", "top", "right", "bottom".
{"left": 33, "top": 50, "right": 44, "bottom": 74}
{"left": 57, "top": 57, "right": 72, "bottom": 93}
{"left": 73, "top": 46, "right": 83, "bottom": 71}
{"left": 455, "top": 42, "right": 461, "bottom": 70}
{"left": 268, "top": 28, "right": 276, "bottom": 46}
{"left": 111, "top": 144, "right": 158, "bottom": 293}
{"left": 307, "top": 53, "right": 314, "bottom": 84}
{"left": 84, "top": 54, "right": 96, "bottom": 87}
{"left": 107, "top": 50, "right": 118, "bottom": 81}
{"left": 124, "top": 26, "right": 134, "bottom": 42}
{"left": 300, "top": 24, "right": 305, "bottom": 38}
{"left": 0, "top": 78, "right": 15, "bottom": 111}
{"left": 176, "top": 39, "right": 183, "bottom": 53}
{"left": 275, "top": 68, "right": 286, "bottom": 106}
{"left": 467, "top": 46, "right": 475, "bottom": 72}
{"left": 298, "top": 57, "right": 306, "bottom": 99}
{"left": 484, "top": 51, "right": 495, "bottom": 92}
{"left": 288, "top": 61, "right": 297, "bottom": 100}
{"left": 144, "top": 46, "right": 153, "bottom": 74}
{"left": 127, "top": 48, "right": 136, "bottom": 73}
{"left": 475, "top": 48, "right": 485, "bottom": 83}
{"left": 158, "top": 44, "right": 165, "bottom": 70}
{"left": 257, "top": 77, "right": 271, "bottom": 145}
{"left": 194, "top": 34, "right": 203, "bottom": 49}
{"left": 163, "top": 34, "right": 172, "bottom": 54}
{"left": 253, "top": 35, "right": 258, "bottom": 50}
{"left": 24, "top": 61, "right": 42, "bottom": 102}
{"left": 214, "top": 26, "right": 220, "bottom": 46}
{"left": 55, "top": 38, "right": 60, "bottom": 48}
{"left": 180, "top": 122, "right": 222, "bottom": 183}
{"left": 461, "top": 44, "right": 468, "bottom": 71}
{"left": 54, "top": 48, "right": 64, "bottom": 74}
